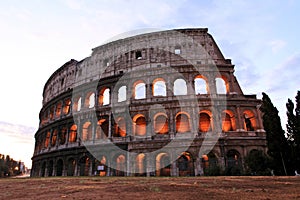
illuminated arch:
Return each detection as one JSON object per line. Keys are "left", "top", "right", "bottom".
{"left": 194, "top": 75, "right": 209, "bottom": 94}
{"left": 114, "top": 117, "right": 126, "bottom": 137}
{"left": 222, "top": 110, "right": 236, "bottom": 131}
{"left": 114, "top": 154, "right": 126, "bottom": 176}
{"left": 216, "top": 76, "right": 229, "bottom": 94}
{"left": 133, "top": 80, "right": 146, "bottom": 99}
{"left": 73, "top": 96, "right": 82, "bottom": 112}
{"left": 82, "top": 121, "right": 92, "bottom": 141}
{"left": 153, "top": 113, "right": 168, "bottom": 134}
{"left": 175, "top": 112, "right": 191, "bottom": 133}
{"left": 55, "top": 101, "right": 62, "bottom": 117}
{"left": 118, "top": 86, "right": 127, "bottom": 102}
{"left": 51, "top": 129, "right": 58, "bottom": 147}
{"left": 84, "top": 92, "right": 95, "bottom": 108}
{"left": 99, "top": 88, "right": 110, "bottom": 106}
{"left": 153, "top": 78, "right": 166, "bottom": 96}
{"left": 96, "top": 118, "right": 109, "bottom": 139}
{"left": 177, "top": 152, "right": 194, "bottom": 176}
{"left": 69, "top": 124, "right": 77, "bottom": 143}
{"left": 133, "top": 114, "right": 147, "bottom": 136}
{"left": 135, "top": 153, "right": 146, "bottom": 176}
{"left": 202, "top": 152, "right": 218, "bottom": 174}
{"left": 173, "top": 78, "right": 187, "bottom": 95}
{"left": 63, "top": 98, "right": 71, "bottom": 115}
{"left": 59, "top": 127, "right": 67, "bottom": 145}
{"left": 156, "top": 152, "right": 171, "bottom": 176}
{"left": 199, "top": 111, "right": 212, "bottom": 132}
{"left": 243, "top": 110, "right": 256, "bottom": 131}
{"left": 44, "top": 131, "right": 51, "bottom": 148}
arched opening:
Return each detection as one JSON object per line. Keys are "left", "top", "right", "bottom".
{"left": 114, "top": 117, "right": 126, "bottom": 137}
{"left": 156, "top": 153, "right": 171, "bottom": 176}
{"left": 216, "top": 77, "right": 228, "bottom": 94}
{"left": 56, "top": 159, "right": 63, "bottom": 176}
{"left": 63, "top": 98, "right": 71, "bottom": 115}
{"left": 95, "top": 156, "right": 107, "bottom": 176}
{"left": 114, "top": 154, "right": 126, "bottom": 176}
{"left": 99, "top": 88, "right": 110, "bottom": 106}
{"left": 85, "top": 92, "right": 95, "bottom": 108}
{"left": 194, "top": 75, "right": 209, "bottom": 94}
{"left": 153, "top": 78, "right": 167, "bottom": 96}
{"left": 67, "top": 158, "right": 76, "bottom": 176}
{"left": 243, "top": 110, "right": 256, "bottom": 131}
{"left": 49, "top": 106, "right": 54, "bottom": 120}
{"left": 174, "top": 78, "right": 187, "bottom": 95}
{"left": 118, "top": 86, "right": 127, "bottom": 102}
{"left": 154, "top": 114, "right": 168, "bottom": 134}
{"left": 199, "top": 112, "right": 212, "bottom": 132}
{"left": 55, "top": 102, "right": 62, "bottom": 117}
{"left": 222, "top": 111, "right": 236, "bottom": 132}
{"left": 176, "top": 113, "right": 191, "bottom": 133}
{"left": 73, "top": 97, "right": 82, "bottom": 112}
{"left": 79, "top": 156, "right": 90, "bottom": 176}
{"left": 59, "top": 127, "right": 67, "bottom": 145}
{"left": 133, "top": 115, "right": 147, "bottom": 136}
{"left": 51, "top": 129, "right": 58, "bottom": 147}
{"left": 135, "top": 153, "right": 146, "bottom": 176}
{"left": 82, "top": 122, "right": 92, "bottom": 141}
{"left": 48, "top": 160, "right": 53, "bottom": 177}
{"left": 44, "top": 131, "right": 51, "bottom": 148}
{"left": 69, "top": 124, "right": 77, "bottom": 143}
{"left": 133, "top": 81, "right": 146, "bottom": 99}
{"left": 177, "top": 152, "right": 194, "bottom": 176}
{"left": 226, "top": 149, "right": 242, "bottom": 175}
{"left": 96, "top": 118, "right": 109, "bottom": 139}
{"left": 202, "top": 152, "right": 219, "bottom": 175}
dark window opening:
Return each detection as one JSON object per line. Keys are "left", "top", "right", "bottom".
{"left": 136, "top": 51, "right": 142, "bottom": 60}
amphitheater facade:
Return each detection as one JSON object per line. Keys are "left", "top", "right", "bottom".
{"left": 31, "top": 28, "right": 266, "bottom": 177}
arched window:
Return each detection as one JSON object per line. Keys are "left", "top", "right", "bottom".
{"left": 115, "top": 154, "right": 126, "bottom": 176}
{"left": 243, "top": 110, "right": 256, "bottom": 131}
{"left": 135, "top": 154, "right": 146, "bottom": 175}
{"left": 156, "top": 153, "right": 171, "bottom": 176}
{"left": 134, "top": 81, "right": 146, "bottom": 99}
{"left": 118, "top": 86, "right": 127, "bottom": 102}
{"left": 55, "top": 102, "right": 62, "bottom": 117}
{"left": 222, "top": 111, "right": 236, "bottom": 131}
{"left": 133, "top": 115, "right": 147, "bottom": 136}
{"left": 174, "top": 78, "right": 187, "bottom": 95}
{"left": 153, "top": 78, "right": 166, "bottom": 96}
{"left": 177, "top": 152, "right": 194, "bottom": 176}
{"left": 216, "top": 77, "right": 227, "bottom": 94}
{"left": 96, "top": 118, "right": 109, "bottom": 139}
{"left": 44, "top": 131, "right": 51, "bottom": 148}
{"left": 199, "top": 112, "right": 212, "bottom": 132}
{"left": 85, "top": 92, "right": 95, "bottom": 108}
{"left": 194, "top": 76, "right": 208, "bottom": 94}
{"left": 69, "top": 124, "right": 77, "bottom": 142}
{"left": 202, "top": 152, "right": 218, "bottom": 174}
{"left": 63, "top": 98, "right": 71, "bottom": 115}
{"left": 114, "top": 117, "right": 126, "bottom": 137}
{"left": 82, "top": 122, "right": 92, "bottom": 141}
{"left": 51, "top": 129, "right": 58, "bottom": 146}
{"left": 154, "top": 114, "right": 168, "bottom": 134}
{"left": 59, "top": 127, "right": 67, "bottom": 145}
{"left": 99, "top": 88, "right": 110, "bottom": 106}
{"left": 176, "top": 113, "right": 191, "bottom": 133}
{"left": 73, "top": 97, "right": 82, "bottom": 112}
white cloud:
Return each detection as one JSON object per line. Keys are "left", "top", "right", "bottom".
{"left": 269, "top": 39, "right": 286, "bottom": 53}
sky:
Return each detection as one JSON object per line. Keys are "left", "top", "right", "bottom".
{"left": 0, "top": 0, "right": 299, "bottom": 168}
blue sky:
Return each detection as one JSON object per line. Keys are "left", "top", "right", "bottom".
{"left": 0, "top": 0, "right": 299, "bottom": 167}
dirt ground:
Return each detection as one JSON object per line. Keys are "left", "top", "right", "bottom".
{"left": 0, "top": 176, "right": 299, "bottom": 200}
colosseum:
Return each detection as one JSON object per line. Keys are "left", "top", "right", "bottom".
{"left": 31, "top": 28, "right": 266, "bottom": 177}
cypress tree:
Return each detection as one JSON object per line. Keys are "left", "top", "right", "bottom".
{"left": 260, "top": 92, "right": 289, "bottom": 175}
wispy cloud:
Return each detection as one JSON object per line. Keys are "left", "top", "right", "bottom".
{"left": 269, "top": 40, "right": 287, "bottom": 53}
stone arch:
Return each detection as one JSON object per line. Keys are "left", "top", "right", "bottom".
{"left": 56, "top": 159, "right": 64, "bottom": 176}
{"left": 114, "top": 117, "right": 126, "bottom": 137}
{"left": 133, "top": 80, "right": 146, "bottom": 99}
{"left": 243, "top": 109, "right": 257, "bottom": 131}
{"left": 215, "top": 76, "right": 228, "bottom": 94}
{"left": 133, "top": 114, "right": 147, "bottom": 136}
{"left": 99, "top": 87, "right": 110, "bottom": 106}
{"left": 152, "top": 78, "right": 167, "bottom": 97}
{"left": 226, "top": 149, "right": 242, "bottom": 175}
{"left": 96, "top": 117, "right": 109, "bottom": 139}
{"left": 199, "top": 110, "right": 213, "bottom": 132}
{"left": 51, "top": 129, "right": 58, "bottom": 147}
{"left": 118, "top": 85, "right": 127, "bottom": 102}
{"left": 156, "top": 152, "right": 171, "bottom": 176}
{"left": 222, "top": 110, "right": 236, "bottom": 131}
{"left": 82, "top": 121, "right": 92, "bottom": 141}
{"left": 153, "top": 113, "right": 168, "bottom": 134}
{"left": 173, "top": 78, "right": 187, "bottom": 95}
{"left": 177, "top": 152, "right": 194, "bottom": 176}
{"left": 175, "top": 112, "right": 191, "bottom": 133}
{"left": 67, "top": 158, "right": 76, "bottom": 176}
{"left": 59, "top": 126, "right": 67, "bottom": 145}
{"left": 194, "top": 75, "right": 209, "bottom": 94}
{"left": 41, "top": 161, "right": 46, "bottom": 177}
{"left": 135, "top": 153, "right": 146, "bottom": 176}
{"left": 73, "top": 96, "right": 82, "bottom": 112}
{"left": 84, "top": 91, "right": 95, "bottom": 108}
{"left": 202, "top": 151, "right": 219, "bottom": 175}
{"left": 44, "top": 131, "right": 51, "bottom": 148}
{"left": 55, "top": 101, "right": 62, "bottom": 117}
{"left": 79, "top": 156, "right": 90, "bottom": 176}
{"left": 113, "top": 154, "right": 126, "bottom": 176}
{"left": 63, "top": 98, "right": 71, "bottom": 115}
{"left": 69, "top": 124, "right": 77, "bottom": 143}
{"left": 48, "top": 160, "right": 54, "bottom": 177}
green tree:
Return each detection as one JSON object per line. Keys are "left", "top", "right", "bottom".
{"left": 245, "top": 150, "right": 270, "bottom": 175}
{"left": 286, "top": 91, "right": 300, "bottom": 172}
{"left": 260, "top": 92, "right": 289, "bottom": 175}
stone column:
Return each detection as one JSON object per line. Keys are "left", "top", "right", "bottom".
{"left": 236, "top": 106, "right": 244, "bottom": 131}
